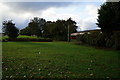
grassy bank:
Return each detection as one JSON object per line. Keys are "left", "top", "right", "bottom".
{"left": 2, "top": 35, "right": 37, "bottom": 39}
{"left": 2, "top": 42, "right": 120, "bottom": 78}
{"left": 2, "top": 35, "right": 52, "bottom": 42}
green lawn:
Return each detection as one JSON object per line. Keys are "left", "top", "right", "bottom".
{"left": 2, "top": 35, "right": 38, "bottom": 39}
{"left": 17, "top": 35, "right": 38, "bottom": 38}
{"left": 2, "top": 42, "right": 120, "bottom": 78}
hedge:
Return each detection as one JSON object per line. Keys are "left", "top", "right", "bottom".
{"left": 2, "top": 38, "right": 52, "bottom": 42}
{"left": 76, "top": 31, "right": 120, "bottom": 50}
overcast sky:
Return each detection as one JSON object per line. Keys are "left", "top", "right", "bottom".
{"left": 0, "top": 2, "right": 105, "bottom": 32}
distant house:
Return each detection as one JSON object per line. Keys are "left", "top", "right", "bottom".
{"left": 0, "top": 33, "right": 5, "bottom": 36}
{"left": 0, "top": 33, "right": 3, "bottom": 41}
{"left": 70, "top": 29, "right": 101, "bottom": 39}
{"left": 0, "top": 33, "right": 3, "bottom": 37}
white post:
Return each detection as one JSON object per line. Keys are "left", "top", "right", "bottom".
{"left": 68, "top": 25, "right": 69, "bottom": 42}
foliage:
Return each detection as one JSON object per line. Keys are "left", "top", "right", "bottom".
{"left": 20, "top": 17, "right": 46, "bottom": 37}
{"left": 20, "top": 27, "right": 31, "bottom": 36}
{"left": 2, "top": 35, "right": 52, "bottom": 42}
{"left": 43, "top": 18, "right": 77, "bottom": 41}
{"left": 96, "top": 2, "right": 120, "bottom": 35}
{"left": 2, "top": 20, "right": 19, "bottom": 39}
{"left": 112, "top": 31, "right": 120, "bottom": 49}
{"left": 76, "top": 31, "right": 120, "bottom": 50}
{"left": 20, "top": 18, "right": 77, "bottom": 41}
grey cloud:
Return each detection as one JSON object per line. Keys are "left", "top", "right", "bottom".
{"left": 1, "top": 2, "right": 74, "bottom": 30}
{"left": 4, "top": 2, "right": 73, "bottom": 12}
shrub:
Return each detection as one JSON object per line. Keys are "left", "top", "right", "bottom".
{"left": 106, "top": 35, "right": 114, "bottom": 48}
{"left": 112, "top": 31, "right": 120, "bottom": 50}
{"left": 76, "top": 31, "right": 120, "bottom": 50}
{"left": 3, "top": 20, "right": 19, "bottom": 39}
{"left": 2, "top": 38, "right": 52, "bottom": 42}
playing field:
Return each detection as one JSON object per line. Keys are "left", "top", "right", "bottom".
{"left": 2, "top": 42, "right": 120, "bottom": 78}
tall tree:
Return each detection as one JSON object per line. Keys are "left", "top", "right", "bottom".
{"left": 43, "top": 18, "right": 77, "bottom": 41}
{"left": 23, "top": 17, "right": 46, "bottom": 37}
{"left": 2, "top": 20, "right": 19, "bottom": 39}
{"left": 20, "top": 26, "right": 31, "bottom": 36}
{"left": 42, "top": 21, "right": 55, "bottom": 38}
{"left": 96, "top": 2, "right": 120, "bottom": 35}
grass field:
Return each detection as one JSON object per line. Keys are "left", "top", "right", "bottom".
{"left": 2, "top": 42, "right": 120, "bottom": 78}
{"left": 2, "top": 35, "right": 38, "bottom": 39}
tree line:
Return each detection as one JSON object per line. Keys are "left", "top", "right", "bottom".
{"left": 2, "top": 18, "right": 77, "bottom": 41}
{"left": 2, "top": 2, "right": 120, "bottom": 41}
{"left": 20, "top": 17, "right": 77, "bottom": 41}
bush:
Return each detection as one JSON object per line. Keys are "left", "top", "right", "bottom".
{"left": 77, "top": 32, "right": 105, "bottom": 46}
{"left": 2, "top": 38, "right": 52, "bottom": 42}
{"left": 112, "top": 31, "right": 120, "bottom": 50}
{"left": 76, "top": 31, "right": 120, "bottom": 50}
{"left": 106, "top": 35, "right": 114, "bottom": 48}
{"left": 3, "top": 20, "right": 19, "bottom": 39}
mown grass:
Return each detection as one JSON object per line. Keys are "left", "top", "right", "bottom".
{"left": 2, "top": 35, "right": 38, "bottom": 39}
{"left": 17, "top": 35, "right": 38, "bottom": 38}
{"left": 2, "top": 42, "right": 120, "bottom": 79}
{"left": 2, "top": 35, "right": 51, "bottom": 41}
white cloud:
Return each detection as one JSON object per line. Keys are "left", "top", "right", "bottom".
{"left": 0, "top": 0, "right": 106, "bottom": 2}
{"left": 0, "top": 2, "right": 102, "bottom": 33}
{"left": 85, "top": 5, "right": 98, "bottom": 16}
{"left": 77, "top": 4, "right": 100, "bottom": 31}
{"left": 0, "top": 3, "right": 34, "bottom": 30}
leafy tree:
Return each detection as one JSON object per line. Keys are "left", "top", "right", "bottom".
{"left": 43, "top": 18, "right": 77, "bottom": 41}
{"left": 20, "top": 17, "right": 77, "bottom": 41}
{"left": 96, "top": 2, "right": 120, "bottom": 35}
{"left": 2, "top": 20, "right": 19, "bottom": 39}
{"left": 20, "top": 17, "right": 46, "bottom": 37}
{"left": 20, "top": 27, "right": 31, "bottom": 36}
{"left": 29, "top": 17, "right": 46, "bottom": 37}
{"left": 42, "top": 21, "right": 55, "bottom": 38}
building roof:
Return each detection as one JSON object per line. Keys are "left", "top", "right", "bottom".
{"left": 77, "top": 29, "right": 101, "bottom": 33}
{"left": 71, "top": 29, "right": 101, "bottom": 36}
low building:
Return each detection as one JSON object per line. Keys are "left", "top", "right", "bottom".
{"left": 70, "top": 29, "right": 101, "bottom": 39}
